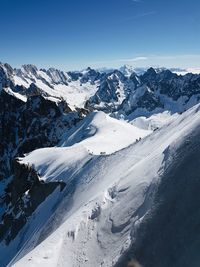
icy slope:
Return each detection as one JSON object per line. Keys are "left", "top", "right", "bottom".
{"left": 10, "top": 104, "right": 200, "bottom": 267}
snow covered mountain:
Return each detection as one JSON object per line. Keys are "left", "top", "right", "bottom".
{"left": 1, "top": 62, "right": 200, "bottom": 117}
{"left": 1, "top": 62, "right": 200, "bottom": 267}
{"left": 0, "top": 63, "right": 101, "bottom": 109}
{"left": 8, "top": 103, "right": 200, "bottom": 267}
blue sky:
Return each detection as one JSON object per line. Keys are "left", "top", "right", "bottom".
{"left": 0, "top": 0, "right": 199, "bottom": 70}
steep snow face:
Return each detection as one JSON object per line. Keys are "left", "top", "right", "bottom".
{"left": 10, "top": 104, "right": 200, "bottom": 267}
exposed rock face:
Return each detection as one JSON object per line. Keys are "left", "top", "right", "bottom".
{"left": 0, "top": 82, "right": 86, "bottom": 248}
{"left": 0, "top": 90, "right": 24, "bottom": 179}
{"left": 46, "top": 68, "right": 69, "bottom": 85}
{"left": 140, "top": 69, "right": 200, "bottom": 101}
{"left": 85, "top": 70, "right": 133, "bottom": 112}
{"left": 0, "top": 63, "right": 14, "bottom": 90}
{"left": 68, "top": 67, "right": 103, "bottom": 83}
{"left": 0, "top": 89, "right": 84, "bottom": 180}
{"left": 86, "top": 68, "right": 200, "bottom": 116}
{"left": 0, "top": 159, "right": 65, "bottom": 245}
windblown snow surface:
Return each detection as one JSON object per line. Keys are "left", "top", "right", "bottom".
{"left": 8, "top": 105, "right": 200, "bottom": 267}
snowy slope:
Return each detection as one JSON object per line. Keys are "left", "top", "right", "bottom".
{"left": 9, "top": 104, "right": 200, "bottom": 267}
{"left": 17, "top": 112, "right": 151, "bottom": 183}
{"left": 59, "top": 111, "right": 151, "bottom": 155}
{"left": 130, "top": 111, "right": 178, "bottom": 130}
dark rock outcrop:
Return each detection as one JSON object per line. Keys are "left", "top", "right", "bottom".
{"left": 0, "top": 89, "right": 83, "bottom": 180}
{"left": 0, "top": 159, "right": 65, "bottom": 244}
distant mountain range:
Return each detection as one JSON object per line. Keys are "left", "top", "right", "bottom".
{"left": 1, "top": 63, "right": 200, "bottom": 116}
{"left": 98, "top": 65, "right": 200, "bottom": 76}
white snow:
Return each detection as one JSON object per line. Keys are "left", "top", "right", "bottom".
{"left": 12, "top": 68, "right": 98, "bottom": 109}
{"left": 59, "top": 111, "right": 151, "bottom": 155}
{"left": 21, "top": 145, "right": 91, "bottom": 183}
{"left": 18, "top": 112, "right": 151, "bottom": 184}
{"left": 54, "top": 82, "right": 98, "bottom": 109}
{"left": 13, "top": 76, "right": 30, "bottom": 88}
{"left": 130, "top": 111, "right": 178, "bottom": 130}
{"left": 9, "top": 104, "right": 200, "bottom": 267}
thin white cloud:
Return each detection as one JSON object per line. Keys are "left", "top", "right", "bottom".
{"left": 124, "top": 11, "right": 156, "bottom": 21}
{"left": 87, "top": 54, "right": 200, "bottom": 69}
{"left": 131, "top": 0, "right": 144, "bottom": 3}
{"left": 125, "top": 56, "right": 148, "bottom": 62}
{"left": 147, "top": 54, "right": 200, "bottom": 60}
{"left": 89, "top": 56, "right": 148, "bottom": 66}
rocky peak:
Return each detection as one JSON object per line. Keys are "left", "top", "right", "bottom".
{"left": 111, "top": 69, "right": 126, "bottom": 80}
{"left": 2, "top": 63, "right": 14, "bottom": 77}
{"left": 80, "top": 67, "right": 100, "bottom": 84}
{"left": 158, "top": 69, "right": 176, "bottom": 80}
{"left": 46, "top": 68, "right": 68, "bottom": 85}
{"left": 0, "top": 64, "right": 14, "bottom": 90}
{"left": 22, "top": 64, "right": 38, "bottom": 76}
{"left": 130, "top": 72, "right": 141, "bottom": 87}
{"left": 67, "top": 71, "right": 83, "bottom": 81}
{"left": 142, "top": 67, "right": 157, "bottom": 82}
